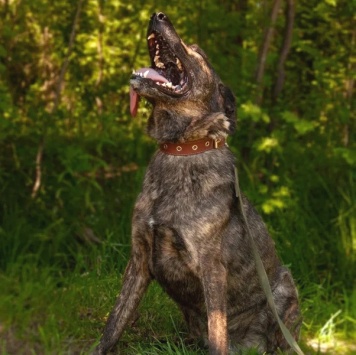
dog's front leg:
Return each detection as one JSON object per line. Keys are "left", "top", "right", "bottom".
{"left": 201, "top": 257, "right": 228, "bottom": 355}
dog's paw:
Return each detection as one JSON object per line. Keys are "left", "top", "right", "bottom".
{"left": 207, "top": 113, "right": 231, "bottom": 139}
{"left": 184, "top": 112, "right": 231, "bottom": 141}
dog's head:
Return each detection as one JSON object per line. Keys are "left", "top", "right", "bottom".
{"left": 130, "top": 12, "right": 236, "bottom": 140}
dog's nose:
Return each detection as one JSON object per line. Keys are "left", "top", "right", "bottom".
{"left": 148, "top": 12, "right": 173, "bottom": 33}
{"left": 156, "top": 12, "right": 166, "bottom": 21}
{"left": 151, "top": 12, "right": 167, "bottom": 21}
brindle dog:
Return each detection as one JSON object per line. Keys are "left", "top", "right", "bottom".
{"left": 94, "top": 12, "right": 301, "bottom": 355}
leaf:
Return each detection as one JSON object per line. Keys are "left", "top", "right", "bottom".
{"left": 334, "top": 148, "right": 356, "bottom": 166}
{"left": 239, "top": 102, "right": 270, "bottom": 123}
{"left": 282, "top": 111, "right": 316, "bottom": 135}
{"left": 324, "top": 0, "right": 337, "bottom": 6}
{"left": 256, "top": 137, "right": 279, "bottom": 153}
{"left": 262, "top": 186, "right": 291, "bottom": 214}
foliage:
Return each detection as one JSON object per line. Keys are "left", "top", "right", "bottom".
{"left": 0, "top": 0, "right": 355, "bottom": 353}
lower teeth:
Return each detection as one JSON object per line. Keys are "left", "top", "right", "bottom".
{"left": 132, "top": 71, "right": 183, "bottom": 92}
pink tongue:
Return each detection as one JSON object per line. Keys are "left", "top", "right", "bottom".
{"left": 130, "top": 68, "right": 168, "bottom": 117}
{"left": 130, "top": 86, "right": 139, "bottom": 117}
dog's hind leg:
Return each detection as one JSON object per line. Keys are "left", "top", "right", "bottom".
{"left": 179, "top": 305, "right": 208, "bottom": 345}
{"left": 266, "top": 267, "right": 302, "bottom": 353}
{"left": 93, "top": 253, "right": 151, "bottom": 354}
{"left": 93, "top": 195, "right": 153, "bottom": 355}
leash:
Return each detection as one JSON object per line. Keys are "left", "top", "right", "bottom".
{"left": 234, "top": 166, "right": 304, "bottom": 355}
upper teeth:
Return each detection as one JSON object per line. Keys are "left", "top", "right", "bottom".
{"left": 176, "top": 58, "right": 183, "bottom": 71}
{"left": 147, "top": 33, "right": 185, "bottom": 74}
{"left": 154, "top": 55, "right": 165, "bottom": 68}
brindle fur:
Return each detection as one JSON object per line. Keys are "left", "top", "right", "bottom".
{"left": 94, "top": 12, "right": 301, "bottom": 355}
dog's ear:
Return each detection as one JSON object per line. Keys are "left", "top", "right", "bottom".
{"left": 219, "top": 84, "right": 236, "bottom": 134}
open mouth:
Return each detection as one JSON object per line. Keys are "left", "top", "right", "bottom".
{"left": 147, "top": 31, "right": 187, "bottom": 91}
{"left": 130, "top": 30, "right": 189, "bottom": 116}
{"left": 133, "top": 31, "right": 188, "bottom": 92}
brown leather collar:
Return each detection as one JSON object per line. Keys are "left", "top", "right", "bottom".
{"left": 159, "top": 137, "right": 226, "bottom": 156}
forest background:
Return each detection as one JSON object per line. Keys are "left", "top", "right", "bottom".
{"left": 0, "top": 0, "right": 355, "bottom": 354}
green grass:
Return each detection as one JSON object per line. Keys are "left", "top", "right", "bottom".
{"left": 0, "top": 135, "right": 355, "bottom": 354}
{"left": 1, "top": 265, "right": 355, "bottom": 354}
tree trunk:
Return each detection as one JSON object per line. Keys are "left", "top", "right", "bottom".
{"left": 254, "top": 0, "right": 282, "bottom": 105}
{"left": 342, "top": 27, "right": 355, "bottom": 147}
{"left": 32, "top": 0, "right": 84, "bottom": 199}
{"left": 96, "top": 0, "right": 104, "bottom": 88}
{"left": 272, "top": 0, "right": 295, "bottom": 103}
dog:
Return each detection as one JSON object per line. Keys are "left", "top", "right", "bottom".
{"left": 94, "top": 12, "right": 301, "bottom": 355}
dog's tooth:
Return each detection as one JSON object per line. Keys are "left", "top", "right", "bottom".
{"left": 166, "top": 82, "right": 172, "bottom": 88}
{"left": 156, "top": 82, "right": 161, "bottom": 85}
{"left": 147, "top": 33, "right": 155, "bottom": 40}
{"left": 154, "top": 54, "right": 165, "bottom": 68}
{"left": 176, "top": 58, "right": 183, "bottom": 71}
{"left": 143, "top": 70, "right": 149, "bottom": 78}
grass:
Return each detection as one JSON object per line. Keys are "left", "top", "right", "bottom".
{"left": 1, "top": 266, "right": 355, "bottom": 354}
{"left": 0, "top": 133, "right": 355, "bottom": 354}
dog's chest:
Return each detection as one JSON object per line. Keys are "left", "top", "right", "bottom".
{"left": 143, "top": 153, "right": 234, "bottom": 304}
{"left": 149, "top": 222, "right": 205, "bottom": 306}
